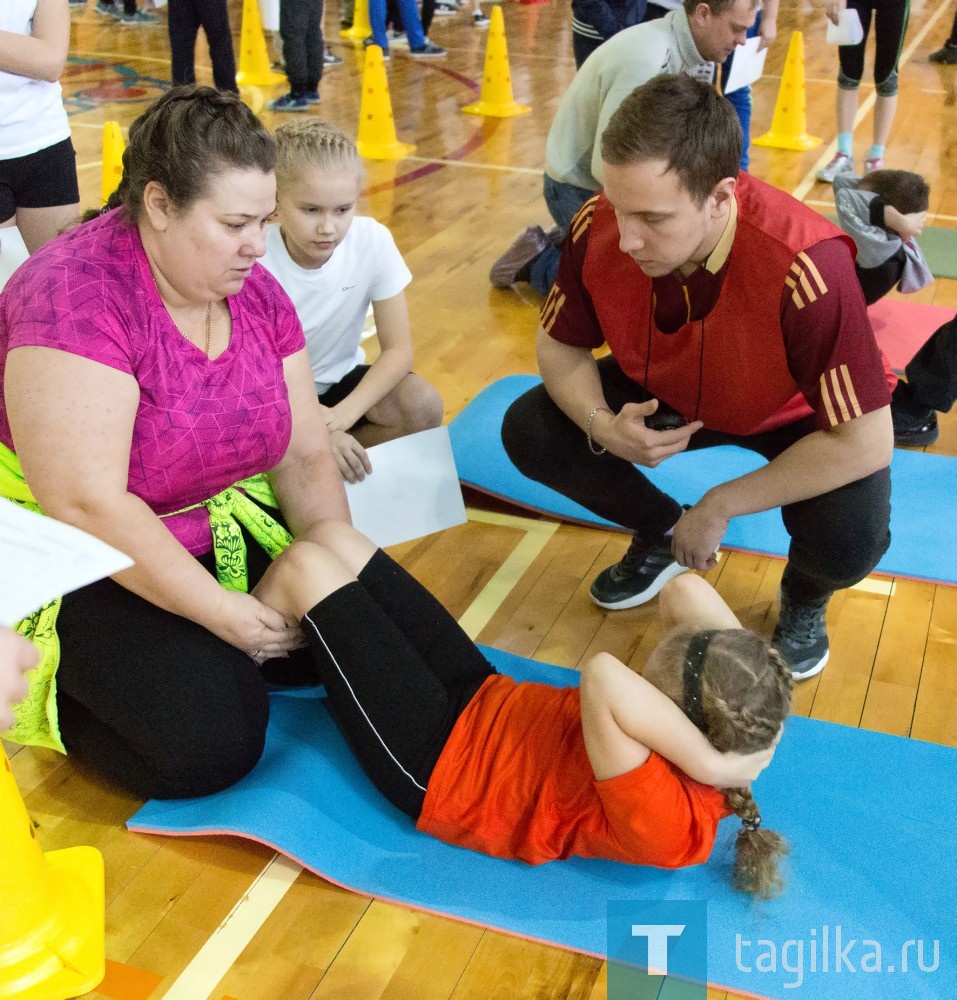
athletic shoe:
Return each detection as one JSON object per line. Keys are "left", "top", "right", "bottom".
{"left": 303, "top": 89, "right": 321, "bottom": 105}
{"left": 434, "top": 2, "right": 458, "bottom": 14}
{"left": 69, "top": 0, "right": 88, "bottom": 8}
{"left": 473, "top": 11, "right": 490, "bottom": 26}
{"left": 929, "top": 42, "right": 957, "bottom": 64}
{"left": 389, "top": 29, "right": 410, "bottom": 48}
{"left": 590, "top": 534, "right": 687, "bottom": 611}
{"left": 94, "top": 1, "right": 121, "bottom": 17}
{"left": 863, "top": 156, "right": 883, "bottom": 174}
{"left": 119, "top": 8, "right": 159, "bottom": 23}
{"left": 323, "top": 48, "right": 343, "bottom": 66}
{"left": 772, "top": 589, "right": 830, "bottom": 680}
{"left": 362, "top": 36, "right": 391, "bottom": 58}
{"left": 892, "top": 406, "right": 939, "bottom": 447}
{"left": 267, "top": 92, "right": 309, "bottom": 112}
{"left": 410, "top": 40, "right": 447, "bottom": 57}
{"left": 489, "top": 225, "right": 549, "bottom": 287}
{"left": 816, "top": 152, "right": 855, "bottom": 183}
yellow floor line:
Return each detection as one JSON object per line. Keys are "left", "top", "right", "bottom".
{"left": 458, "top": 510, "right": 559, "bottom": 640}
{"left": 852, "top": 577, "right": 896, "bottom": 596}
{"left": 162, "top": 854, "right": 301, "bottom": 999}
{"left": 791, "top": 2, "right": 951, "bottom": 204}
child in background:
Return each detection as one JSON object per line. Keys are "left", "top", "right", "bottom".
{"left": 267, "top": 0, "right": 326, "bottom": 111}
{"left": 261, "top": 120, "right": 443, "bottom": 483}
{"left": 833, "top": 168, "right": 932, "bottom": 305}
{"left": 253, "top": 526, "right": 791, "bottom": 895}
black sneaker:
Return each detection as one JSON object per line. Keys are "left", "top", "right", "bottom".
{"left": 929, "top": 42, "right": 957, "bottom": 64}
{"left": 589, "top": 534, "right": 687, "bottom": 610}
{"left": 772, "top": 590, "right": 830, "bottom": 680}
{"left": 892, "top": 406, "right": 939, "bottom": 447}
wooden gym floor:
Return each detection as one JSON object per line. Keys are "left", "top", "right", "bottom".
{"left": 5, "top": 0, "right": 957, "bottom": 996}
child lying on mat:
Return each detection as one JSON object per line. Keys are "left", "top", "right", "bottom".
{"left": 253, "top": 522, "right": 793, "bottom": 898}
{"left": 833, "top": 169, "right": 933, "bottom": 306}
{"left": 260, "top": 120, "right": 443, "bottom": 485}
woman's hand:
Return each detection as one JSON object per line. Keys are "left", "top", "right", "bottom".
{"left": 330, "top": 429, "right": 373, "bottom": 484}
{"left": 208, "top": 590, "right": 306, "bottom": 661}
{"left": 0, "top": 627, "right": 39, "bottom": 730}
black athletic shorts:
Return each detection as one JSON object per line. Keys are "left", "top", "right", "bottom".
{"left": 0, "top": 137, "right": 80, "bottom": 221}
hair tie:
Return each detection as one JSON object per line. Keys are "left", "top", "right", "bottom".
{"left": 683, "top": 629, "right": 716, "bottom": 733}
{"left": 741, "top": 815, "right": 762, "bottom": 833}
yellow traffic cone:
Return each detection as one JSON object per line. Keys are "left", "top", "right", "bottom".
{"left": 0, "top": 747, "right": 105, "bottom": 1000}
{"left": 235, "top": 0, "right": 286, "bottom": 89}
{"left": 100, "top": 121, "right": 125, "bottom": 207}
{"left": 463, "top": 7, "right": 530, "bottom": 118}
{"left": 341, "top": 0, "right": 372, "bottom": 42}
{"left": 356, "top": 46, "right": 415, "bottom": 160}
{"left": 753, "top": 31, "right": 821, "bottom": 151}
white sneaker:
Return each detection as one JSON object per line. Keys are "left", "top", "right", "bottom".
{"left": 816, "top": 152, "right": 855, "bottom": 183}
{"left": 864, "top": 156, "right": 883, "bottom": 174}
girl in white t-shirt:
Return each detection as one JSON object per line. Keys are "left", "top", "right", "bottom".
{"left": 261, "top": 119, "right": 443, "bottom": 483}
{"left": 0, "top": 0, "right": 79, "bottom": 253}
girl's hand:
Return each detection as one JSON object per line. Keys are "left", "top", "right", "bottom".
{"left": 330, "top": 429, "right": 372, "bottom": 484}
{"left": 825, "top": 0, "right": 846, "bottom": 27}
{"left": 706, "top": 729, "right": 782, "bottom": 788}
{"left": 208, "top": 591, "right": 306, "bottom": 661}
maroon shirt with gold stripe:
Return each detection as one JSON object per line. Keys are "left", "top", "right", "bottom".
{"left": 542, "top": 172, "right": 895, "bottom": 436}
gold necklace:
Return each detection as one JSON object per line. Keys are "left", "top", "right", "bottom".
{"left": 173, "top": 303, "right": 213, "bottom": 355}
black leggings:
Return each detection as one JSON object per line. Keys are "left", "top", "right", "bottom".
{"left": 54, "top": 525, "right": 318, "bottom": 800}
{"left": 501, "top": 357, "right": 892, "bottom": 604}
{"left": 167, "top": 0, "right": 238, "bottom": 93}
{"left": 839, "top": 0, "right": 910, "bottom": 92}
{"left": 302, "top": 550, "right": 494, "bottom": 819}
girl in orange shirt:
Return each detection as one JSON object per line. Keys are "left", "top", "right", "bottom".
{"left": 255, "top": 522, "right": 792, "bottom": 897}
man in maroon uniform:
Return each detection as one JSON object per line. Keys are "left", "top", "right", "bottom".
{"left": 501, "top": 75, "right": 894, "bottom": 680}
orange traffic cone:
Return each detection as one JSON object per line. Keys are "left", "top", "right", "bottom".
{"left": 100, "top": 122, "right": 125, "bottom": 207}
{"left": 341, "top": 0, "right": 373, "bottom": 42}
{"left": 356, "top": 46, "right": 415, "bottom": 160}
{"left": 463, "top": 7, "right": 530, "bottom": 118}
{"left": 235, "top": 0, "right": 286, "bottom": 89}
{"left": 0, "top": 747, "right": 105, "bottom": 999}
{"left": 753, "top": 31, "right": 821, "bottom": 151}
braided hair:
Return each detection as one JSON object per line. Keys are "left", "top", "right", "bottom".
{"left": 654, "top": 625, "right": 793, "bottom": 898}
{"left": 105, "top": 85, "right": 276, "bottom": 219}
{"left": 274, "top": 119, "right": 363, "bottom": 185}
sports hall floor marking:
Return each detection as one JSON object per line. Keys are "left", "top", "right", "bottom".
{"left": 159, "top": 508, "right": 557, "bottom": 997}
{"left": 791, "top": 0, "right": 952, "bottom": 203}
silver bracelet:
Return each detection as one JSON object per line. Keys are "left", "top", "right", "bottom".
{"left": 586, "top": 406, "right": 613, "bottom": 456}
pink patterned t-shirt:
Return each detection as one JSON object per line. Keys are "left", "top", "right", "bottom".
{"left": 0, "top": 209, "right": 306, "bottom": 555}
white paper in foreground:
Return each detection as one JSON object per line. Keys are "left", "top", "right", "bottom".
{"left": 826, "top": 9, "right": 864, "bottom": 45}
{"left": 0, "top": 498, "right": 134, "bottom": 626}
{"left": 344, "top": 426, "right": 467, "bottom": 549}
{"left": 723, "top": 36, "right": 768, "bottom": 94}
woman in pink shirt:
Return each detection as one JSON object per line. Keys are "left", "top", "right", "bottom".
{"left": 0, "top": 87, "right": 350, "bottom": 799}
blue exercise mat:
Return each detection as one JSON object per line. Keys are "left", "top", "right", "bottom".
{"left": 129, "top": 647, "right": 956, "bottom": 1000}
{"left": 449, "top": 375, "right": 957, "bottom": 587}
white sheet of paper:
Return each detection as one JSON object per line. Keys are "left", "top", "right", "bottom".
{"left": 344, "top": 426, "right": 467, "bottom": 549}
{"left": 826, "top": 9, "right": 864, "bottom": 45}
{"left": 723, "top": 36, "right": 768, "bottom": 95}
{"left": 0, "top": 498, "right": 134, "bottom": 626}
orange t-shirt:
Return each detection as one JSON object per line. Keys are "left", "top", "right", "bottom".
{"left": 416, "top": 674, "right": 730, "bottom": 867}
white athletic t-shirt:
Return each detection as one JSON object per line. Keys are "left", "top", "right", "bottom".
{"left": 0, "top": 0, "right": 72, "bottom": 160}
{"left": 260, "top": 217, "right": 412, "bottom": 393}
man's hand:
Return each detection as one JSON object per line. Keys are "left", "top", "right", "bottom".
{"left": 591, "top": 399, "right": 701, "bottom": 468}
{"left": 330, "top": 429, "right": 372, "bottom": 484}
{"left": 670, "top": 500, "right": 729, "bottom": 571}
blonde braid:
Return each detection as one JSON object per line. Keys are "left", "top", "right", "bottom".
{"left": 274, "top": 119, "right": 362, "bottom": 183}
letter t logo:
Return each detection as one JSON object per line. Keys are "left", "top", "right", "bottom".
{"left": 631, "top": 924, "right": 686, "bottom": 975}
